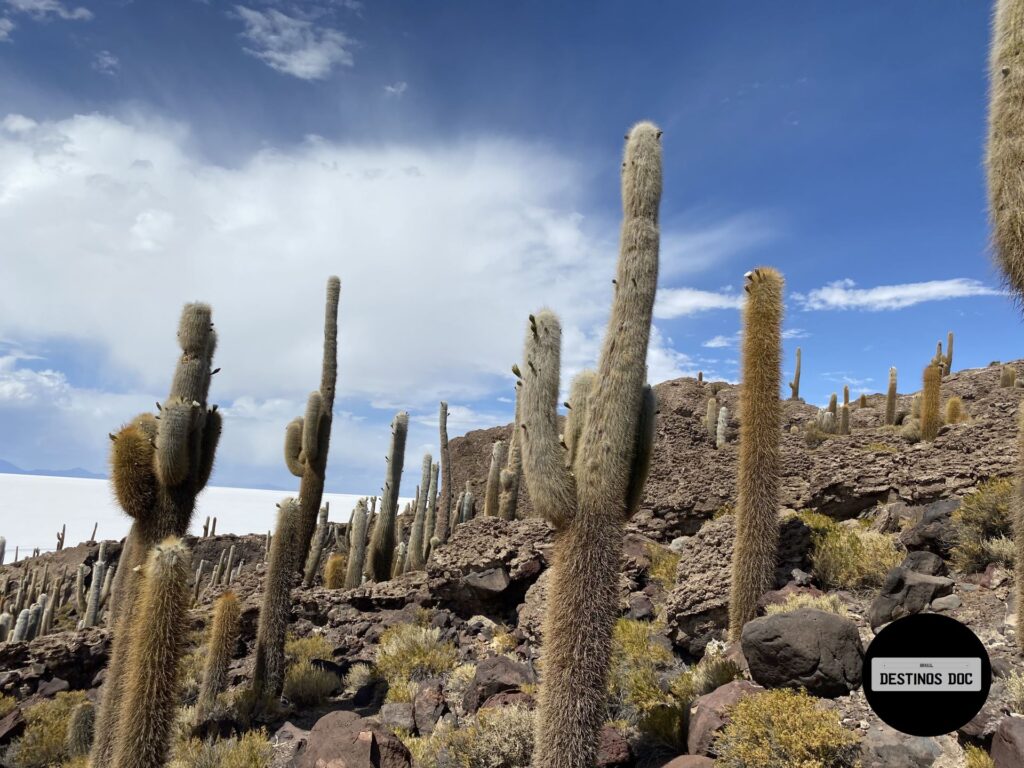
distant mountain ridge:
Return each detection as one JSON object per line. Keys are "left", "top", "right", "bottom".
{"left": 0, "top": 459, "right": 106, "bottom": 480}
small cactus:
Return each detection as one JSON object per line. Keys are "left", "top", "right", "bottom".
{"left": 460, "top": 482, "right": 475, "bottom": 524}
{"left": 885, "top": 367, "right": 898, "bottom": 426}
{"left": 839, "top": 403, "right": 850, "bottom": 435}
{"left": 827, "top": 392, "right": 837, "bottom": 417}
{"left": 945, "top": 396, "right": 966, "bottom": 424}
{"left": 1002, "top": 365, "right": 1017, "bottom": 387}
{"left": 345, "top": 499, "right": 368, "bottom": 589}
{"left": 302, "top": 504, "right": 330, "bottom": 588}
{"left": 788, "top": 347, "right": 801, "bottom": 400}
{"left": 323, "top": 553, "right": 346, "bottom": 589}
{"left": 944, "top": 331, "right": 954, "bottom": 374}
{"left": 196, "top": 591, "right": 241, "bottom": 722}
{"left": 66, "top": 701, "right": 95, "bottom": 758}
{"left": 705, "top": 397, "right": 718, "bottom": 440}
{"left": 858, "top": 393, "right": 868, "bottom": 408}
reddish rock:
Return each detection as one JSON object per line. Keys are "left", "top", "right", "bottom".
{"left": 596, "top": 723, "right": 632, "bottom": 768}
{"left": 687, "top": 680, "right": 762, "bottom": 757}
{"left": 993, "top": 715, "right": 1024, "bottom": 768}
{"left": 462, "top": 655, "right": 535, "bottom": 713}
{"left": 481, "top": 691, "right": 536, "bottom": 710}
{"left": 290, "top": 710, "right": 411, "bottom": 768}
{"left": 0, "top": 707, "right": 25, "bottom": 746}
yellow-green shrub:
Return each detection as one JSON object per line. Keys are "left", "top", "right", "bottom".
{"left": 343, "top": 662, "right": 378, "bottom": 693}
{"left": 964, "top": 744, "right": 995, "bottom": 768}
{"left": 646, "top": 543, "right": 680, "bottom": 592}
{"left": 951, "top": 479, "right": 1014, "bottom": 573}
{"left": 0, "top": 695, "right": 15, "bottom": 718}
{"left": 283, "top": 661, "right": 338, "bottom": 707}
{"left": 376, "top": 624, "right": 458, "bottom": 684}
{"left": 284, "top": 634, "right": 334, "bottom": 664}
{"left": 5, "top": 691, "right": 87, "bottom": 768}
{"left": 1007, "top": 670, "right": 1024, "bottom": 714}
{"left": 763, "top": 592, "right": 848, "bottom": 617}
{"left": 803, "top": 512, "right": 902, "bottom": 589}
{"left": 714, "top": 688, "right": 860, "bottom": 768}
{"left": 397, "top": 705, "right": 534, "bottom": 768}
{"left": 170, "top": 729, "right": 273, "bottom": 768}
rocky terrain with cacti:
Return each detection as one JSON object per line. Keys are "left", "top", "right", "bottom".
{"left": 1, "top": 354, "right": 1024, "bottom": 768}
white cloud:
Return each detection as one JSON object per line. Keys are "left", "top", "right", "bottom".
{"left": 384, "top": 81, "right": 407, "bottom": 97}
{"left": 660, "top": 213, "right": 775, "bottom": 279}
{"left": 5, "top": 0, "right": 90, "bottom": 20}
{"left": 0, "top": 17, "right": 14, "bottom": 40}
{"left": 92, "top": 49, "right": 118, "bottom": 75}
{"left": 235, "top": 5, "right": 353, "bottom": 80}
{"left": 654, "top": 287, "right": 744, "bottom": 319}
{"left": 702, "top": 333, "right": 737, "bottom": 348}
{"left": 792, "top": 278, "right": 1002, "bottom": 311}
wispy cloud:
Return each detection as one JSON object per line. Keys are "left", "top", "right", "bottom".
{"left": 92, "top": 49, "right": 118, "bottom": 75}
{"left": 701, "top": 326, "right": 809, "bottom": 349}
{"left": 235, "top": 5, "right": 353, "bottom": 80}
{"left": 792, "top": 278, "right": 1002, "bottom": 311}
{"left": 660, "top": 212, "right": 776, "bottom": 279}
{"left": 0, "top": 17, "right": 13, "bottom": 40}
{"left": 384, "top": 81, "right": 407, "bottom": 97}
{"left": 5, "top": 0, "right": 91, "bottom": 21}
{"left": 654, "top": 287, "right": 744, "bottom": 319}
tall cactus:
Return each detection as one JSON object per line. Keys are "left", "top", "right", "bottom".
{"left": 302, "top": 504, "right": 330, "bottom": 588}
{"left": 705, "top": 397, "right": 718, "bottom": 440}
{"left": 885, "top": 367, "right": 898, "bottom": 426}
{"left": 252, "top": 499, "right": 300, "bottom": 705}
{"left": 728, "top": 268, "right": 784, "bottom": 641}
{"left": 499, "top": 385, "right": 524, "bottom": 521}
{"left": 944, "top": 331, "right": 954, "bottom": 374}
{"left": 93, "top": 303, "right": 221, "bottom": 766}
{"left": 788, "top": 347, "right": 801, "bottom": 400}
{"left": 523, "top": 122, "right": 660, "bottom": 768}
{"left": 367, "top": 412, "right": 409, "bottom": 581}
{"left": 921, "top": 364, "right": 942, "bottom": 441}
{"left": 715, "top": 406, "right": 728, "bottom": 449}
{"left": 66, "top": 701, "right": 94, "bottom": 758}
{"left": 345, "top": 499, "right": 368, "bottom": 589}
{"left": 460, "top": 482, "right": 475, "bottom": 524}
{"left": 989, "top": 2, "right": 1024, "bottom": 647}
{"left": 406, "top": 454, "right": 432, "bottom": 571}
{"left": 109, "top": 537, "right": 191, "bottom": 768}
{"left": 437, "top": 402, "right": 453, "bottom": 545}
{"left": 827, "top": 392, "right": 838, "bottom": 417}
{"left": 283, "top": 277, "right": 340, "bottom": 565}
{"left": 483, "top": 441, "right": 507, "bottom": 518}
{"left": 839, "top": 403, "right": 850, "bottom": 435}
{"left": 196, "top": 591, "right": 241, "bottom": 722}
{"left": 423, "top": 461, "right": 439, "bottom": 558}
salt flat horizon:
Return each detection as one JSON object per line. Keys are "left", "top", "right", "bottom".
{"left": 0, "top": 473, "right": 403, "bottom": 554}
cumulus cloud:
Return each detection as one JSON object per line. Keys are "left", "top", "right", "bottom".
{"left": 654, "top": 287, "right": 745, "bottom": 319}
{"left": 792, "top": 278, "right": 1002, "bottom": 311}
{"left": 0, "top": 18, "right": 14, "bottom": 40}
{"left": 235, "top": 5, "right": 353, "bottom": 80}
{"left": 5, "top": 0, "right": 90, "bottom": 20}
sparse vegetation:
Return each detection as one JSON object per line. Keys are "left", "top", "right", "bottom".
{"left": 170, "top": 729, "right": 273, "bottom": 768}
{"left": 965, "top": 745, "right": 995, "bottom": 768}
{"left": 714, "top": 688, "right": 860, "bottom": 768}
{"left": 4, "top": 691, "right": 87, "bottom": 768}
{"left": 283, "top": 661, "right": 339, "bottom": 706}
{"left": 376, "top": 623, "right": 459, "bottom": 684}
{"left": 764, "top": 592, "right": 848, "bottom": 616}
{"left": 951, "top": 479, "right": 1014, "bottom": 573}
{"left": 1006, "top": 670, "right": 1024, "bottom": 713}
{"left": 399, "top": 705, "right": 535, "bottom": 768}
{"left": 646, "top": 543, "right": 680, "bottom": 592}
{"left": 803, "top": 512, "right": 903, "bottom": 589}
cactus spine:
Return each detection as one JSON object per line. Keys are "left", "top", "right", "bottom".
{"left": 406, "top": 454, "right": 432, "bottom": 571}
{"left": 728, "top": 268, "right": 784, "bottom": 641}
{"left": 921, "top": 364, "right": 942, "bottom": 441}
{"left": 345, "top": 499, "right": 368, "bottom": 588}
{"left": 93, "top": 303, "right": 221, "bottom": 766}
{"left": 788, "top": 347, "right": 801, "bottom": 400}
{"left": 109, "top": 537, "right": 191, "bottom": 768}
{"left": 282, "top": 277, "right": 340, "bottom": 566}
{"left": 302, "top": 504, "right": 330, "bottom": 587}
{"left": 252, "top": 499, "right": 300, "bottom": 704}
{"left": 499, "top": 385, "right": 524, "bottom": 521}
{"left": 66, "top": 701, "right": 95, "bottom": 758}
{"left": 437, "top": 402, "right": 453, "bottom": 544}
{"left": 524, "top": 123, "right": 660, "bottom": 768}
{"left": 324, "top": 553, "right": 346, "bottom": 589}
{"left": 367, "top": 412, "right": 409, "bottom": 581}
{"left": 423, "top": 461, "right": 439, "bottom": 559}
{"left": 885, "top": 367, "right": 898, "bottom": 425}
{"left": 839, "top": 403, "right": 850, "bottom": 435}
{"left": 196, "top": 590, "right": 241, "bottom": 722}
{"left": 483, "top": 441, "right": 507, "bottom": 518}
{"left": 715, "top": 406, "right": 728, "bottom": 449}
{"left": 944, "top": 331, "right": 954, "bottom": 374}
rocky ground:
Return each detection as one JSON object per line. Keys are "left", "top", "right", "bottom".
{"left": 2, "top": 360, "right": 1024, "bottom": 767}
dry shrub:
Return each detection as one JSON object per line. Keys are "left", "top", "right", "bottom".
{"left": 4, "top": 691, "right": 87, "bottom": 768}
{"left": 951, "top": 479, "right": 1014, "bottom": 573}
{"left": 376, "top": 624, "right": 458, "bottom": 684}
{"left": 170, "top": 728, "right": 273, "bottom": 768}
{"left": 764, "top": 592, "right": 848, "bottom": 617}
{"left": 283, "top": 661, "right": 339, "bottom": 706}
{"left": 804, "top": 512, "right": 902, "bottom": 589}
{"left": 398, "top": 705, "right": 534, "bottom": 768}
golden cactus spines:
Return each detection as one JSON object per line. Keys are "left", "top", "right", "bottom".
{"left": 110, "top": 537, "right": 191, "bottom": 768}
{"left": 921, "top": 364, "right": 942, "bottom": 441}
{"left": 524, "top": 122, "right": 661, "bottom": 768}
{"left": 196, "top": 591, "right": 241, "bottom": 722}
{"left": 65, "top": 701, "right": 95, "bottom": 758}
{"left": 885, "top": 367, "right": 898, "bottom": 426}
{"left": 728, "top": 267, "right": 784, "bottom": 641}
{"left": 324, "top": 553, "right": 346, "bottom": 589}
{"left": 483, "top": 441, "right": 508, "bottom": 518}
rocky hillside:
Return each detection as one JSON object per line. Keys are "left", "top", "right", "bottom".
{"left": 0, "top": 361, "right": 1023, "bottom": 767}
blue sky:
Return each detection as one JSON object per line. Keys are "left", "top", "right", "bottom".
{"left": 0, "top": 0, "right": 1016, "bottom": 497}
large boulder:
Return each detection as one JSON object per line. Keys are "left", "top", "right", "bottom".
{"left": 860, "top": 724, "right": 963, "bottom": 768}
{"left": 664, "top": 515, "right": 811, "bottom": 656}
{"left": 290, "top": 710, "right": 411, "bottom": 768}
{"left": 897, "top": 498, "right": 961, "bottom": 557}
{"left": 741, "top": 608, "right": 863, "bottom": 697}
{"left": 993, "top": 715, "right": 1024, "bottom": 768}
{"left": 687, "top": 680, "right": 763, "bottom": 757}
{"left": 462, "top": 655, "right": 535, "bottom": 713}
{"left": 412, "top": 680, "right": 448, "bottom": 736}
{"left": 868, "top": 567, "right": 954, "bottom": 629}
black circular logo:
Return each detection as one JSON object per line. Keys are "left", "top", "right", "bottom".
{"left": 863, "top": 613, "right": 991, "bottom": 737}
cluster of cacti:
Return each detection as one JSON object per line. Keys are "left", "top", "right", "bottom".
{"left": 196, "top": 590, "right": 241, "bottom": 722}
{"left": 728, "top": 267, "right": 784, "bottom": 641}
{"left": 705, "top": 396, "right": 718, "bottom": 439}
{"left": 345, "top": 498, "right": 369, "bottom": 588}
{"left": 283, "top": 277, "right": 340, "bottom": 566}
{"left": 454, "top": 482, "right": 476, "bottom": 527}
{"left": 0, "top": 555, "right": 92, "bottom": 641}
{"left": 92, "top": 302, "right": 221, "bottom": 766}
{"left": 483, "top": 441, "right": 508, "bottom": 517}
{"left": 366, "top": 412, "right": 409, "bottom": 581}
{"left": 521, "top": 122, "right": 660, "bottom": 768}
{"left": 406, "top": 454, "right": 432, "bottom": 570}
{"left": 201, "top": 516, "right": 218, "bottom": 538}
{"left": 788, "top": 346, "right": 801, "bottom": 400}
{"left": 81, "top": 542, "right": 115, "bottom": 628}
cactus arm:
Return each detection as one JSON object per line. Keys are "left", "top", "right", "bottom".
{"left": 196, "top": 407, "right": 221, "bottom": 492}
{"left": 728, "top": 267, "right": 784, "bottom": 641}
{"left": 110, "top": 417, "right": 158, "bottom": 519}
{"left": 284, "top": 418, "right": 305, "bottom": 477}
{"left": 302, "top": 392, "right": 323, "bottom": 464}
{"left": 624, "top": 384, "right": 656, "bottom": 517}
{"left": 320, "top": 276, "right": 340, "bottom": 411}
{"left": 564, "top": 371, "right": 596, "bottom": 470}
{"left": 520, "top": 310, "right": 576, "bottom": 531}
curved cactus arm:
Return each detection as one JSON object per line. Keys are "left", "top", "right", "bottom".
{"left": 110, "top": 416, "right": 158, "bottom": 520}
{"left": 564, "top": 371, "right": 596, "bottom": 471}
{"left": 302, "top": 391, "right": 324, "bottom": 464}
{"left": 284, "top": 418, "right": 305, "bottom": 477}
{"left": 625, "top": 384, "right": 656, "bottom": 517}
{"left": 519, "top": 310, "right": 576, "bottom": 531}
{"left": 196, "top": 407, "right": 221, "bottom": 492}
{"left": 155, "top": 400, "right": 196, "bottom": 487}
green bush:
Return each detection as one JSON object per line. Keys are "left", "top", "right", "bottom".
{"left": 376, "top": 624, "right": 458, "bottom": 684}
{"left": 951, "top": 479, "right": 1014, "bottom": 573}
{"left": 170, "top": 729, "right": 274, "bottom": 768}
{"left": 964, "top": 744, "right": 995, "bottom": 768}
{"left": 714, "top": 688, "right": 860, "bottom": 768}
{"left": 803, "top": 512, "right": 903, "bottom": 589}
{"left": 283, "top": 661, "right": 339, "bottom": 707}
{"left": 646, "top": 543, "right": 680, "bottom": 592}
{"left": 398, "top": 705, "right": 534, "bottom": 768}
{"left": 4, "top": 691, "right": 87, "bottom": 768}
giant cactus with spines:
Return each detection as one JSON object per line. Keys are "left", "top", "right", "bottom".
{"left": 437, "top": 402, "right": 453, "bottom": 544}
{"left": 345, "top": 499, "right": 368, "bottom": 589}
{"left": 483, "top": 441, "right": 507, "bottom": 518}
{"left": 728, "top": 267, "right": 784, "bottom": 641}
{"left": 367, "top": 412, "right": 409, "bottom": 581}
{"left": 196, "top": 591, "right": 241, "bottom": 722}
{"left": 110, "top": 537, "right": 191, "bottom": 768}
{"left": 406, "top": 454, "right": 432, "bottom": 571}
{"left": 498, "top": 384, "right": 524, "bottom": 521}
{"left": 93, "top": 303, "right": 221, "bottom": 766}
{"left": 885, "top": 367, "right": 898, "bottom": 426}
{"left": 564, "top": 372, "right": 596, "bottom": 467}
{"left": 921, "top": 364, "right": 942, "bottom": 441}
{"left": 522, "top": 122, "right": 660, "bottom": 768}
{"left": 282, "top": 277, "right": 340, "bottom": 566}
{"left": 423, "top": 461, "right": 439, "bottom": 558}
